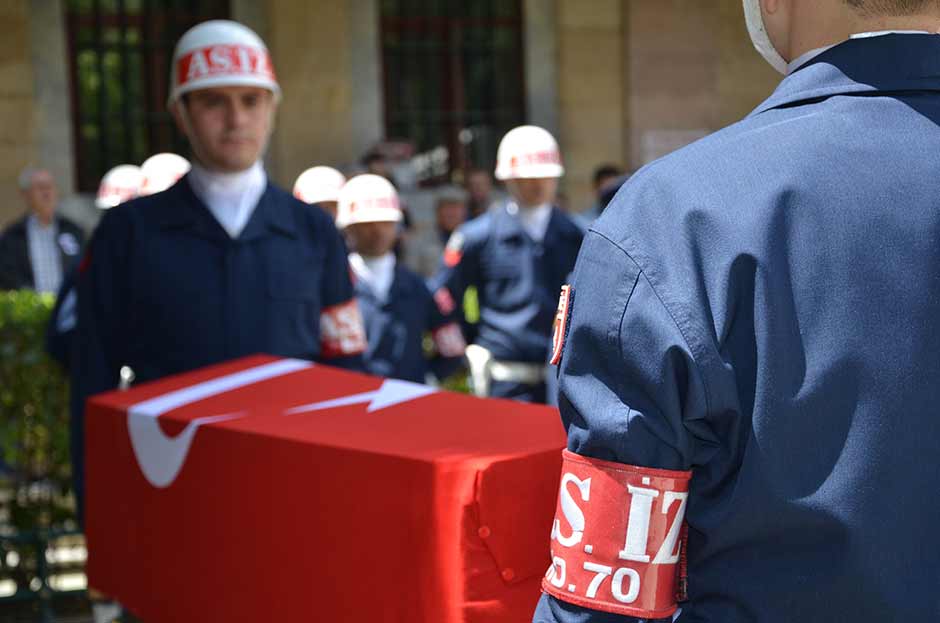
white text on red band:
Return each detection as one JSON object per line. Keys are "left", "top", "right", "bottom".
{"left": 178, "top": 45, "right": 275, "bottom": 85}
{"left": 551, "top": 472, "right": 687, "bottom": 568}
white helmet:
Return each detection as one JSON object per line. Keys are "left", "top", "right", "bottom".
{"left": 96, "top": 164, "right": 145, "bottom": 209}
{"left": 494, "top": 125, "right": 564, "bottom": 181}
{"left": 336, "top": 174, "right": 403, "bottom": 229}
{"left": 140, "top": 153, "right": 191, "bottom": 196}
{"left": 293, "top": 166, "right": 347, "bottom": 204}
{"left": 168, "top": 20, "right": 280, "bottom": 107}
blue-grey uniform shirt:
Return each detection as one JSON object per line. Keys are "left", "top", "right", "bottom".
{"left": 536, "top": 34, "right": 940, "bottom": 623}
{"left": 356, "top": 264, "right": 461, "bottom": 383}
{"left": 432, "top": 203, "right": 584, "bottom": 364}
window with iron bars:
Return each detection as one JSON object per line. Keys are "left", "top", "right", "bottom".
{"left": 66, "top": 0, "right": 229, "bottom": 193}
{"left": 380, "top": 0, "right": 525, "bottom": 183}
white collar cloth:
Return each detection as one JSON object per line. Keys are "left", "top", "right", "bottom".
{"left": 187, "top": 160, "right": 267, "bottom": 238}
{"left": 787, "top": 30, "right": 933, "bottom": 74}
{"left": 507, "top": 202, "right": 553, "bottom": 243}
{"left": 349, "top": 252, "right": 396, "bottom": 303}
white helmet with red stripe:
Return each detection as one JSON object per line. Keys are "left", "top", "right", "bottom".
{"left": 494, "top": 125, "right": 564, "bottom": 181}
{"left": 336, "top": 174, "right": 403, "bottom": 229}
{"left": 168, "top": 20, "right": 280, "bottom": 107}
{"left": 96, "top": 164, "right": 145, "bottom": 209}
{"left": 140, "top": 153, "right": 191, "bottom": 196}
{"left": 293, "top": 166, "right": 346, "bottom": 205}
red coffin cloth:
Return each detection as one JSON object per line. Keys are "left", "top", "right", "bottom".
{"left": 85, "top": 355, "right": 565, "bottom": 622}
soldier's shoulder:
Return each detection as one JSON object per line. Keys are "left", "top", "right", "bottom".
{"left": 552, "top": 208, "right": 586, "bottom": 239}
{"left": 395, "top": 264, "right": 433, "bottom": 295}
{"left": 273, "top": 183, "right": 340, "bottom": 235}
{"left": 96, "top": 187, "right": 167, "bottom": 232}
{"left": 453, "top": 211, "right": 494, "bottom": 247}
{"left": 593, "top": 115, "right": 778, "bottom": 242}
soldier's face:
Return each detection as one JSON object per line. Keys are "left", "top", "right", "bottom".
{"left": 507, "top": 177, "right": 558, "bottom": 208}
{"left": 175, "top": 86, "right": 275, "bottom": 173}
{"left": 346, "top": 221, "right": 399, "bottom": 257}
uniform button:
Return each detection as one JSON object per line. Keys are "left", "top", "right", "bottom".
{"left": 478, "top": 526, "right": 491, "bottom": 539}
{"left": 501, "top": 568, "right": 515, "bottom": 582}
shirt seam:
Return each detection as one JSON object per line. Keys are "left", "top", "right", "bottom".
{"left": 591, "top": 229, "right": 714, "bottom": 421}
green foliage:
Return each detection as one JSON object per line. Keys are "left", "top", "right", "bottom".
{"left": 0, "top": 291, "right": 75, "bottom": 533}
{"left": 463, "top": 286, "right": 480, "bottom": 324}
{"left": 440, "top": 371, "right": 471, "bottom": 394}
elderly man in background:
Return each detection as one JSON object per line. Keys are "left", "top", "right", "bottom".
{"left": 0, "top": 168, "right": 84, "bottom": 293}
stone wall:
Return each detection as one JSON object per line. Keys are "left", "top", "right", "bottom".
{"left": 0, "top": 1, "right": 37, "bottom": 227}
{"left": 263, "top": 0, "right": 383, "bottom": 189}
{"left": 551, "top": 0, "right": 781, "bottom": 214}
{"left": 556, "top": 0, "right": 626, "bottom": 214}
{"left": 624, "top": 0, "right": 780, "bottom": 167}
{"left": 0, "top": 1, "right": 784, "bottom": 229}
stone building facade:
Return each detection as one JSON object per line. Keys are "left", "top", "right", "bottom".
{"left": 0, "top": 0, "right": 780, "bottom": 229}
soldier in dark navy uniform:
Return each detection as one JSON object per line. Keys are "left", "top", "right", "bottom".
{"left": 73, "top": 20, "right": 366, "bottom": 535}
{"left": 535, "top": 2, "right": 940, "bottom": 622}
{"left": 432, "top": 125, "right": 584, "bottom": 404}
{"left": 338, "top": 174, "right": 465, "bottom": 384}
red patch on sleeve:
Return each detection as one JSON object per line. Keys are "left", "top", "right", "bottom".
{"left": 320, "top": 299, "right": 367, "bottom": 358}
{"left": 443, "top": 232, "right": 465, "bottom": 268}
{"left": 433, "top": 287, "right": 456, "bottom": 316}
{"left": 443, "top": 248, "right": 462, "bottom": 268}
{"left": 78, "top": 249, "right": 93, "bottom": 274}
{"left": 550, "top": 285, "right": 572, "bottom": 366}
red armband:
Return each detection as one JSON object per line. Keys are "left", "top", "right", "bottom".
{"left": 432, "top": 322, "right": 466, "bottom": 358}
{"left": 433, "top": 287, "right": 456, "bottom": 315}
{"left": 319, "top": 299, "right": 367, "bottom": 358}
{"left": 542, "top": 450, "right": 692, "bottom": 619}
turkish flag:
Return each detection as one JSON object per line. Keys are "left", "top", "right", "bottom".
{"left": 85, "top": 355, "right": 565, "bottom": 622}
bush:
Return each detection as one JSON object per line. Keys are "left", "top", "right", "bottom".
{"left": 0, "top": 290, "right": 75, "bottom": 533}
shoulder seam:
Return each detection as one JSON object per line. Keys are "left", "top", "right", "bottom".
{"left": 589, "top": 230, "right": 714, "bottom": 419}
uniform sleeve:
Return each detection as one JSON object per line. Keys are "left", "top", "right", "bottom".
{"left": 74, "top": 211, "right": 130, "bottom": 415}
{"left": 534, "top": 230, "right": 719, "bottom": 623}
{"left": 317, "top": 223, "right": 366, "bottom": 370}
{"left": 428, "top": 226, "right": 482, "bottom": 318}
{"left": 424, "top": 280, "right": 466, "bottom": 380}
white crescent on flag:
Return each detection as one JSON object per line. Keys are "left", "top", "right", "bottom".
{"left": 127, "top": 359, "right": 439, "bottom": 488}
{"left": 128, "top": 359, "right": 312, "bottom": 488}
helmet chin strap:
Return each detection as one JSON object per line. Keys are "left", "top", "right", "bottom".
{"left": 743, "top": 0, "right": 789, "bottom": 74}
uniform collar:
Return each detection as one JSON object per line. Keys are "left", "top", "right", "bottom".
{"left": 786, "top": 31, "right": 931, "bottom": 75}
{"left": 752, "top": 33, "right": 940, "bottom": 116}
{"left": 350, "top": 252, "right": 396, "bottom": 302}
{"left": 157, "top": 175, "right": 297, "bottom": 241}
{"left": 495, "top": 201, "right": 558, "bottom": 242}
